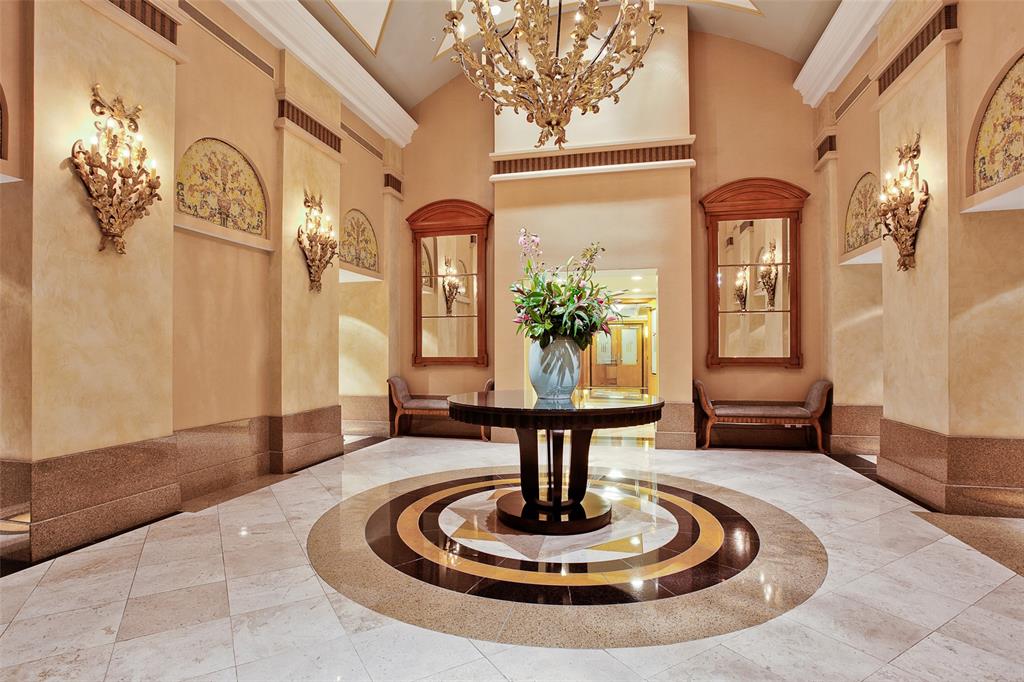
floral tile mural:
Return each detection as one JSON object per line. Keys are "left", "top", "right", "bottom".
{"left": 340, "top": 208, "right": 379, "bottom": 272}
{"left": 974, "top": 54, "right": 1024, "bottom": 193}
{"left": 844, "top": 172, "right": 881, "bottom": 253}
{"left": 175, "top": 138, "right": 267, "bottom": 237}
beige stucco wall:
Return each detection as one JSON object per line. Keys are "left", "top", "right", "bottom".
{"left": 338, "top": 110, "right": 388, "bottom": 403}
{"left": 689, "top": 32, "right": 824, "bottom": 401}
{"left": 830, "top": 44, "right": 883, "bottom": 408}
{"left": 493, "top": 6, "right": 690, "bottom": 153}
{"left": 171, "top": 1, "right": 279, "bottom": 430}
{"left": 879, "top": 49, "right": 953, "bottom": 435}
{"left": 30, "top": 0, "right": 175, "bottom": 459}
{"left": 400, "top": 76, "right": 495, "bottom": 395}
{"left": 948, "top": 0, "right": 1024, "bottom": 438}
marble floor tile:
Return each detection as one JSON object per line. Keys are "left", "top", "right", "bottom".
{"left": 938, "top": 604, "right": 1024, "bottom": 664}
{"left": 223, "top": 538, "right": 309, "bottom": 579}
{"left": 0, "top": 560, "right": 52, "bottom": 622}
{"left": 226, "top": 564, "right": 323, "bottom": 615}
{"left": 888, "top": 632, "right": 1022, "bottom": 682}
{"left": 877, "top": 540, "right": 1014, "bottom": 604}
{"left": 183, "top": 668, "right": 237, "bottom": 682}
{"left": 833, "top": 570, "right": 971, "bottom": 630}
{"left": 219, "top": 520, "right": 298, "bottom": 553}
{"left": 973, "top": 575, "right": 1024, "bottom": 621}
{"left": 15, "top": 568, "right": 136, "bottom": 620}
{"left": 130, "top": 553, "right": 226, "bottom": 598}
{"left": 106, "top": 617, "right": 235, "bottom": 682}
{"left": 722, "top": 617, "right": 886, "bottom": 681}
{"left": 117, "top": 581, "right": 230, "bottom": 641}
{"left": 488, "top": 645, "right": 641, "bottom": 682}
{"left": 327, "top": 592, "right": 393, "bottom": 636}
{"left": 148, "top": 514, "right": 221, "bottom": 542}
{"left": 44, "top": 543, "right": 141, "bottom": 583}
{"left": 230, "top": 596, "right": 345, "bottom": 666}
{"left": 786, "top": 591, "right": 931, "bottom": 661}
{"left": 0, "top": 600, "right": 124, "bottom": 667}
{"left": 349, "top": 621, "right": 482, "bottom": 682}
{"left": 235, "top": 635, "right": 369, "bottom": 682}
{"left": 76, "top": 527, "right": 150, "bottom": 554}
{"left": 138, "top": 530, "right": 223, "bottom": 568}
{"left": 826, "top": 509, "right": 948, "bottom": 558}
{"left": 606, "top": 634, "right": 727, "bottom": 678}
{"left": 468, "top": 638, "right": 515, "bottom": 658}
{"left": 419, "top": 656, "right": 506, "bottom": 681}
{"left": 0, "top": 642, "right": 112, "bottom": 682}
{"left": 863, "top": 664, "right": 928, "bottom": 681}
{"left": 648, "top": 645, "right": 783, "bottom": 682}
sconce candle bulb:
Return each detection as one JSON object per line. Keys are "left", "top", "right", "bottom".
{"left": 296, "top": 192, "right": 339, "bottom": 292}
{"left": 877, "top": 133, "right": 929, "bottom": 271}
{"left": 69, "top": 84, "right": 161, "bottom": 254}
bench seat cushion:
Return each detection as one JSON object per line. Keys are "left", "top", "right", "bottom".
{"left": 404, "top": 398, "right": 449, "bottom": 411}
{"left": 714, "top": 404, "right": 811, "bottom": 419}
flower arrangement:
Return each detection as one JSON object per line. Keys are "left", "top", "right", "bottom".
{"left": 510, "top": 228, "right": 619, "bottom": 351}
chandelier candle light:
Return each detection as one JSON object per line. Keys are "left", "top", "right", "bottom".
{"left": 734, "top": 266, "right": 749, "bottom": 312}
{"left": 444, "top": 0, "right": 664, "bottom": 148}
{"left": 440, "top": 257, "right": 466, "bottom": 316}
{"left": 70, "top": 84, "right": 161, "bottom": 254}
{"left": 297, "top": 192, "right": 339, "bottom": 292}
{"left": 878, "top": 133, "right": 929, "bottom": 271}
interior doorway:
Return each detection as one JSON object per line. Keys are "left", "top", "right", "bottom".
{"left": 581, "top": 269, "right": 658, "bottom": 446}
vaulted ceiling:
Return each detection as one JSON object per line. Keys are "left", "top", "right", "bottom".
{"left": 299, "top": 0, "right": 840, "bottom": 111}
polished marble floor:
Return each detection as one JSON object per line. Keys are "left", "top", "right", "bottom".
{"left": 1, "top": 438, "right": 1021, "bottom": 681}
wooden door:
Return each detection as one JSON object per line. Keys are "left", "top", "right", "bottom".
{"left": 589, "top": 323, "right": 646, "bottom": 389}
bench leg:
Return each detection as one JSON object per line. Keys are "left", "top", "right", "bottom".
{"left": 702, "top": 419, "right": 714, "bottom": 449}
{"left": 393, "top": 411, "right": 403, "bottom": 437}
{"left": 812, "top": 421, "right": 825, "bottom": 453}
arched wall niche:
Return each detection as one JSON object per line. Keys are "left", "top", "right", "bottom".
{"left": 967, "top": 49, "right": 1024, "bottom": 199}
{"left": 844, "top": 172, "right": 881, "bottom": 254}
{"left": 175, "top": 137, "right": 269, "bottom": 237}
{"left": 340, "top": 208, "right": 380, "bottom": 272}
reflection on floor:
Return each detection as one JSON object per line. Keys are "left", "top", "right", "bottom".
{"left": 0, "top": 438, "right": 1020, "bottom": 681}
{"left": 583, "top": 389, "right": 657, "bottom": 447}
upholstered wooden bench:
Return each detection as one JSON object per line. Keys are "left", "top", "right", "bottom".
{"left": 387, "top": 376, "right": 494, "bottom": 439}
{"left": 693, "top": 379, "right": 833, "bottom": 453}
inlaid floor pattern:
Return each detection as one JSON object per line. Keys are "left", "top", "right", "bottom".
{"left": 0, "top": 438, "right": 1021, "bottom": 681}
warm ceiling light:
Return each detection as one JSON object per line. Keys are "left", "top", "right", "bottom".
{"left": 631, "top": 288, "right": 642, "bottom": 293}
{"left": 443, "top": 0, "right": 664, "bottom": 148}
{"left": 631, "top": 275, "right": 642, "bottom": 281}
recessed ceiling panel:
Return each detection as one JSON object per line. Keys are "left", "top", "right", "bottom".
{"left": 327, "top": 0, "right": 393, "bottom": 53}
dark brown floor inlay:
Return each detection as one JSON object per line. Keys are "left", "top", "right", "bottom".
{"left": 364, "top": 473, "right": 759, "bottom": 605}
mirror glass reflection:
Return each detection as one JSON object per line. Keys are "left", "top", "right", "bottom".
{"left": 420, "top": 234, "right": 479, "bottom": 358}
{"left": 716, "top": 218, "right": 791, "bottom": 358}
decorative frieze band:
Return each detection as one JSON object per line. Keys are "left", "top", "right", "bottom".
{"left": 835, "top": 74, "right": 871, "bottom": 121}
{"left": 179, "top": 0, "right": 274, "bottom": 78}
{"left": 278, "top": 100, "right": 342, "bottom": 153}
{"left": 878, "top": 5, "right": 958, "bottom": 95}
{"left": 339, "top": 122, "right": 384, "bottom": 160}
{"left": 816, "top": 135, "right": 837, "bottom": 161}
{"left": 384, "top": 172, "right": 403, "bottom": 195}
{"left": 108, "top": 0, "right": 178, "bottom": 44}
{"left": 492, "top": 144, "right": 692, "bottom": 175}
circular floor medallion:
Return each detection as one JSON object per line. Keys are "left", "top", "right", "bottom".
{"left": 308, "top": 466, "right": 829, "bottom": 648}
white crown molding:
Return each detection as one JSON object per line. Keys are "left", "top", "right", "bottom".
{"left": 794, "top": 0, "right": 894, "bottom": 108}
{"left": 223, "top": 0, "right": 417, "bottom": 148}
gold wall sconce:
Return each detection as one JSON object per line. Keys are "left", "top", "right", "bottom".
{"left": 440, "top": 256, "right": 466, "bottom": 316}
{"left": 70, "top": 85, "right": 161, "bottom": 254}
{"left": 297, "top": 192, "right": 338, "bottom": 292}
{"left": 878, "top": 133, "right": 929, "bottom": 271}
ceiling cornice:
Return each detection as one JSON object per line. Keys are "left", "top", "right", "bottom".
{"left": 794, "top": 0, "right": 894, "bottom": 108}
{"left": 223, "top": 0, "right": 417, "bottom": 147}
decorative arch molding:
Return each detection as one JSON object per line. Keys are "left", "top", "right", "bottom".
{"left": 699, "top": 177, "right": 811, "bottom": 217}
{"left": 175, "top": 137, "right": 269, "bottom": 237}
{"left": 965, "top": 49, "right": 1024, "bottom": 210}
{"left": 844, "top": 172, "right": 881, "bottom": 254}
{"left": 406, "top": 199, "right": 492, "bottom": 231}
{"left": 339, "top": 208, "right": 379, "bottom": 272}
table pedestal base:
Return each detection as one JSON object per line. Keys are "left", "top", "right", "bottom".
{"left": 496, "top": 491, "right": 612, "bottom": 535}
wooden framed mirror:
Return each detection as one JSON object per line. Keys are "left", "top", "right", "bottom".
{"left": 700, "top": 178, "right": 809, "bottom": 368}
{"left": 406, "top": 199, "right": 490, "bottom": 367}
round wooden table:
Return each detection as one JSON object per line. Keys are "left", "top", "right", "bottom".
{"left": 447, "top": 390, "right": 664, "bottom": 535}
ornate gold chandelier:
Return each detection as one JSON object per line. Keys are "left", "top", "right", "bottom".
{"left": 443, "top": 0, "right": 664, "bottom": 148}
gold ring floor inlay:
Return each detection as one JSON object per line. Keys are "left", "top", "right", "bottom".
{"left": 396, "top": 478, "right": 726, "bottom": 586}
{"left": 307, "top": 466, "right": 829, "bottom": 648}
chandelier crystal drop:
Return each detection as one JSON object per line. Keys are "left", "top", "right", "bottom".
{"left": 443, "top": 0, "right": 664, "bottom": 148}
